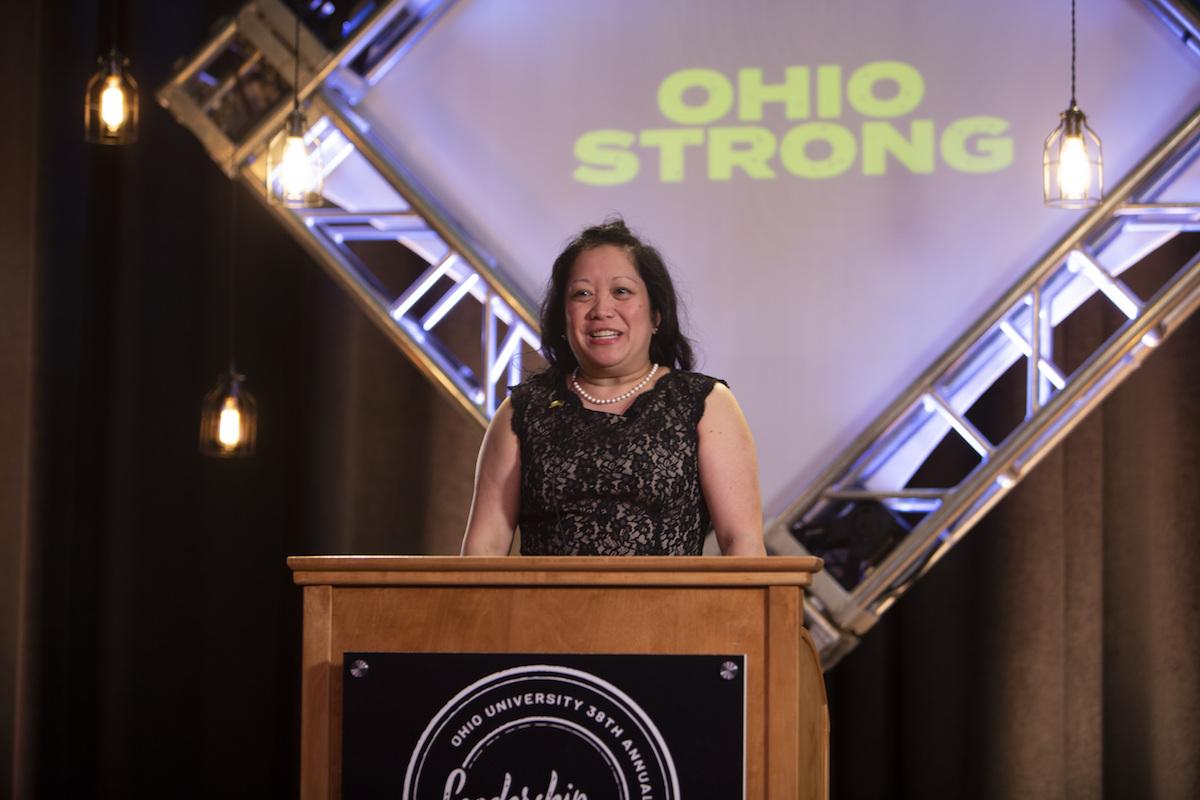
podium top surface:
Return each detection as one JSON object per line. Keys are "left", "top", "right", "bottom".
{"left": 288, "top": 555, "right": 822, "bottom": 587}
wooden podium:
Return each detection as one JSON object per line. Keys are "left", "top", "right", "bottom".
{"left": 289, "top": 555, "right": 827, "bottom": 799}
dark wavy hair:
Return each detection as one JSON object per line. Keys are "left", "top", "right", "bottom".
{"left": 538, "top": 218, "right": 694, "bottom": 377}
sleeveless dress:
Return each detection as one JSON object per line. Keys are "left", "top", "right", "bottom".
{"left": 509, "top": 369, "right": 724, "bottom": 555}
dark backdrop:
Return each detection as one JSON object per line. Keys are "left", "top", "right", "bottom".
{"left": 826, "top": 235, "right": 1200, "bottom": 799}
{"left": 2, "top": 1, "right": 1198, "bottom": 798}
{"left": 4, "top": 0, "right": 480, "bottom": 796}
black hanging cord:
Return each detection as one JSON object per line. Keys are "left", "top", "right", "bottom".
{"left": 228, "top": 178, "right": 238, "bottom": 374}
{"left": 293, "top": 6, "right": 300, "bottom": 112}
{"left": 1070, "top": 0, "right": 1077, "bottom": 107}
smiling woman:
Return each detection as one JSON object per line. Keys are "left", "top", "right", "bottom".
{"left": 461, "top": 219, "right": 765, "bottom": 557}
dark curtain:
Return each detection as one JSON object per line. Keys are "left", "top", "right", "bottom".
{"left": 13, "top": 0, "right": 478, "bottom": 797}
{"left": 0, "top": 0, "right": 42, "bottom": 795}
{"left": 827, "top": 235, "right": 1200, "bottom": 799}
{"left": 4, "top": 1, "right": 1199, "bottom": 798}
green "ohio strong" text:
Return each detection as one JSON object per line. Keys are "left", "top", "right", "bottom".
{"left": 573, "top": 62, "right": 1013, "bottom": 185}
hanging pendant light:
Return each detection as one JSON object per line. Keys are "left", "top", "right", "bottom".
{"left": 1043, "top": 0, "right": 1102, "bottom": 208}
{"left": 267, "top": 9, "right": 323, "bottom": 207}
{"left": 200, "top": 181, "right": 258, "bottom": 458}
{"left": 85, "top": 2, "right": 138, "bottom": 145}
{"left": 200, "top": 368, "right": 258, "bottom": 457}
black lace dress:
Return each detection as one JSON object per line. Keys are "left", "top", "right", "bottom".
{"left": 509, "top": 369, "right": 724, "bottom": 555}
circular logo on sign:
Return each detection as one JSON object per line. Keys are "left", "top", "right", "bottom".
{"left": 402, "top": 664, "right": 680, "bottom": 800}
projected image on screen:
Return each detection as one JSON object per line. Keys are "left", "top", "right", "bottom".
{"left": 573, "top": 61, "right": 1011, "bottom": 186}
{"left": 319, "top": 0, "right": 1200, "bottom": 511}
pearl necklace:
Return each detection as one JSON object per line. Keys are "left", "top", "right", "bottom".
{"left": 572, "top": 364, "right": 660, "bottom": 405}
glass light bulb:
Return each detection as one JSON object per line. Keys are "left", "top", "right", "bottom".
{"left": 1058, "top": 135, "right": 1090, "bottom": 200}
{"left": 100, "top": 76, "right": 126, "bottom": 132}
{"left": 217, "top": 398, "right": 242, "bottom": 449}
{"left": 278, "top": 135, "right": 311, "bottom": 200}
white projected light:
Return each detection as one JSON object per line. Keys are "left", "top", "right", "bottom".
{"left": 160, "top": 0, "right": 1200, "bottom": 666}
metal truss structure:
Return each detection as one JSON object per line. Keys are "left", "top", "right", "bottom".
{"left": 161, "top": 0, "right": 1200, "bottom": 668}
{"left": 770, "top": 0, "right": 1200, "bottom": 666}
{"left": 157, "top": 0, "right": 538, "bottom": 426}
{"left": 769, "top": 105, "right": 1200, "bottom": 665}
{"left": 244, "top": 89, "right": 541, "bottom": 425}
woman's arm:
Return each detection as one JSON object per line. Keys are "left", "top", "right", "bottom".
{"left": 698, "top": 383, "right": 767, "bottom": 556}
{"left": 460, "top": 397, "right": 521, "bottom": 555}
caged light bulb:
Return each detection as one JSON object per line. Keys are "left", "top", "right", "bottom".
{"left": 85, "top": 49, "right": 138, "bottom": 145}
{"left": 1043, "top": 106, "right": 1102, "bottom": 209}
{"left": 200, "top": 370, "right": 257, "bottom": 457}
{"left": 267, "top": 109, "right": 323, "bottom": 207}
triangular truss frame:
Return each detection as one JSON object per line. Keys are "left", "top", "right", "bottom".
{"left": 158, "top": 0, "right": 1200, "bottom": 667}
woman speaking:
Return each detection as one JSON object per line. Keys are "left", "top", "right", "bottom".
{"left": 461, "top": 219, "right": 765, "bottom": 556}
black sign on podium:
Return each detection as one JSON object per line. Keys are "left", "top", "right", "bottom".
{"left": 342, "top": 652, "right": 746, "bottom": 799}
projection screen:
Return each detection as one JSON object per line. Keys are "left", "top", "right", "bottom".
{"left": 332, "top": 0, "right": 1200, "bottom": 512}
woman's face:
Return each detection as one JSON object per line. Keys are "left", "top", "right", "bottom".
{"left": 564, "top": 244, "right": 660, "bottom": 377}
